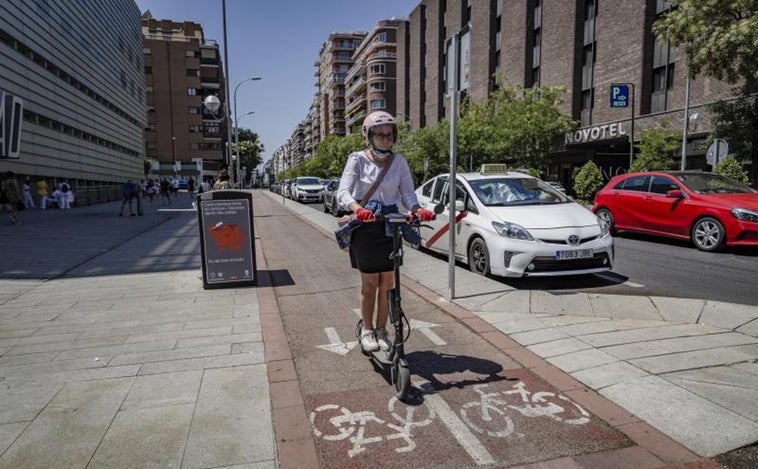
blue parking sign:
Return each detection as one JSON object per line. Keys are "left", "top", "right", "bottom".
{"left": 610, "top": 84, "right": 629, "bottom": 108}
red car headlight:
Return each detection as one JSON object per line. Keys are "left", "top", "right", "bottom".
{"left": 731, "top": 208, "right": 758, "bottom": 222}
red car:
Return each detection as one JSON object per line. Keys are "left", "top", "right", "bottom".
{"left": 592, "top": 171, "right": 758, "bottom": 252}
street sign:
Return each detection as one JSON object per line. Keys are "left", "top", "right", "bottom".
{"left": 610, "top": 84, "right": 629, "bottom": 108}
{"left": 706, "top": 139, "right": 729, "bottom": 166}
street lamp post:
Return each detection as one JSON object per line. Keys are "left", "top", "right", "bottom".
{"left": 233, "top": 77, "right": 261, "bottom": 187}
{"left": 234, "top": 110, "right": 255, "bottom": 188}
{"left": 171, "top": 136, "right": 177, "bottom": 177}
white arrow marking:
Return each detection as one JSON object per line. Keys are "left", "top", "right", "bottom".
{"left": 316, "top": 327, "right": 357, "bottom": 356}
{"left": 352, "top": 309, "right": 446, "bottom": 346}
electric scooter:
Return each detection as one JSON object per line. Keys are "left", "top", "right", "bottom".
{"left": 355, "top": 212, "right": 433, "bottom": 401}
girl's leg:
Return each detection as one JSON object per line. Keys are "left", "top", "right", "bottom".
{"left": 375, "top": 271, "right": 394, "bottom": 329}
{"left": 360, "top": 272, "right": 380, "bottom": 328}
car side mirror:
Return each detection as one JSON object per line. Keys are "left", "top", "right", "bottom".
{"left": 455, "top": 200, "right": 466, "bottom": 212}
{"left": 666, "top": 189, "right": 684, "bottom": 199}
{"left": 433, "top": 203, "right": 445, "bottom": 214}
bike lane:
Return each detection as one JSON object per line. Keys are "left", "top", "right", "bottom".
{"left": 252, "top": 194, "right": 700, "bottom": 469}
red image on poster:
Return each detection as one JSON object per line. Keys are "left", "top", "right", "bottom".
{"left": 208, "top": 221, "right": 248, "bottom": 252}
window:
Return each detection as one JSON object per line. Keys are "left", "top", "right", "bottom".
{"left": 378, "top": 32, "right": 387, "bottom": 42}
{"left": 185, "top": 50, "right": 197, "bottom": 58}
{"left": 621, "top": 176, "right": 649, "bottom": 192}
{"left": 369, "top": 64, "right": 386, "bottom": 75}
{"left": 653, "top": 65, "right": 674, "bottom": 92}
{"left": 369, "top": 81, "right": 386, "bottom": 91}
{"left": 649, "top": 176, "right": 679, "bottom": 194}
{"left": 186, "top": 69, "right": 198, "bottom": 77}
{"left": 370, "top": 99, "right": 386, "bottom": 109}
{"left": 143, "top": 47, "right": 151, "bottom": 55}
{"left": 187, "top": 87, "right": 197, "bottom": 96}
{"left": 144, "top": 66, "right": 152, "bottom": 74}
{"left": 431, "top": 177, "right": 448, "bottom": 203}
{"left": 188, "top": 106, "right": 200, "bottom": 114}
{"left": 421, "top": 179, "right": 434, "bottom": 198}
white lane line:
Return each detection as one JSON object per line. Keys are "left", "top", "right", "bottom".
{"left": 414, "top": 380, "right": 495, "bottom": 466}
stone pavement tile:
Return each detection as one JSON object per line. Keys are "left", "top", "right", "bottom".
{"left": 5, "top": 335, "right": 128, "bottom": 357}
{"left": 87, "top": 403, "right": 195, "bottom": 469}
{"left": 460, "top": 316, "right": 497, "bottom": 333}
{"left": 700, "top": 300, "right": 758, "bottom": 331}
{"left": 0, "top": 331, "right": 80, "bottom": 348}
{"left": 55, "top": 338, "right": 177, "bottom": 361}
{"left": 0, "top": 382, "right": 62, "bottom": 423}
{"left": 479, "top": 330, "right": 521, "bottom": 350}
{"left": 571, "top": 361, "right": 650, "bottom": 389}
{"left": 629, "top": 344, "right": 758, "bottom": 374}
{"left": 510, "top": 456, "right": 584, "bottom": 468}
{"left": 2, "top": 364, "right": 141, "bottom": 387}
{"left": 269, "top": 380, "right": 305, "bottom": 409}
{"left": 492, "top": 316, "right": 563, "bottom": 335}
{"left": 0, "top": 351, "right": 58, "bottom": 367}
{"left": 528, "top": 337, "right": 594, "bottom": 358}
{"left": 732, "top": 361, "right": 758, "bottom": 376}
{"left": 663, "top": 366, "right": 758, "bottom": 420}
{"left": 277, "top": 439, "right": 319, "bottom": 469}
{"left": 511, "top": 327, "right": 571, "bottom": 346}
{"left": 474, "top": 289, "right": 530, "bottom": 313}
{"left": 615, "top": 421, "right": 702, "bottom": 465}
{"left": 650, "top": 296, "right": 706, "bottom": 324}
{"left": 503, "top": 346, "right": 546, "bottom": 369}
{"left": 601, "top": 375, "right": 758, "bottom": 456}
{"left": 589, "top": 294, "right": 663, "bottom": 321}
{"left": 556, "top": 319, "right": 626, "bottom": 336}
{"left": 737, "top": 318, "right": 758, "bottom": 337}
{"left": 121, "top": 326, "right": 232, "bottom": 344}
{"left": 0, "top": 377, "right": 133, "bottom": 468}
{"left": 120, "top": 370, "right": 203, "bottom": 410}
{"left": 601, "top": 341, "right": 672, "bottom": 360}
{"left": 0, "top": 328, "right": 39, "bottom": 340}
{"left": 579, "top": 323, "right": 715, "bottom": 348}
{"left": 138, "top": 352, "right": 263, "bottom": 375}
{"left": 653, "top": 331, "right": 758, "bottom": 353}
{"left": 176, "top": 332, "right": 263, "bottom": 348}
{"left": 531, "top": 291, "right": 594, "bottom": 316}
{"left": 182, "top": 365, "right": 275, "bottom": 469}
{"left": 573, "top": 445, "right": 664, "bottom": 469}
{"left": 477, "top": 310, "right": 547, "bottom": 324}
{"left": 0, "top": 422, "right": 27, "bottom": 455}
{"left": 232, "top": 342, "right": 262, "bottom": 354}
{"left": 107, "top": 344, "right": 229, "bottom": 367}
{"left": 454, "top": 289, "right": 514, "bottom": 312}
{"left": 530, "top": 364, "right": 585, "bottom": 392}
{"left": 0, "top": 356, "right": 113, "bottom": 379}
{"left": 78, "top": 321, "right": 184, "bottom": 339}
{"left": 267, "top": 359, "right": 297, "bottom": 383}
{"left": 547, "top": 348, "right": 619, "bottom": 373}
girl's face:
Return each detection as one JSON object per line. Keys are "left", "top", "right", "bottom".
{"left": 370, "top": 124, "right": 394, "bottom": 151}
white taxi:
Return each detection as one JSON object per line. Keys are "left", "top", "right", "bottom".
{"left": 415, "top": 166, "right": 614, "bottom": 277}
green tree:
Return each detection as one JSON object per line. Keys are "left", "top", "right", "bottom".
{"left": 713, "top": 155, "right": 750, "bottom": 184}
{"left": 629, "top": 126, "right": 680, "bottom": 172}
{"left": 235, "top": 128, "right": 264, "bottom": 183}
{"left": 572, "top": 161, "right": 604, "bottom": 202}
{"left": 654, "top": 1, "right": 758, "bottom": 185}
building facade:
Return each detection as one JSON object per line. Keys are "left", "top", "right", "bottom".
{"left": 345, "top": 19, "right": 407, "bottom": 134}
{"left": 399, "top": 0, "right": 741, "bottom": 187}
{"left": 0, "top": 0, "right": 146, "bottom": 190}
{"left": 141, "top": 12, "right": 226, "bottom": 183}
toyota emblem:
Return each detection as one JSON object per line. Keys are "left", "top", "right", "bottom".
{"left": 567, "top": 235, "right": 580, "bottom": 246}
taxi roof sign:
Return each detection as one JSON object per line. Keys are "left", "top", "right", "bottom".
{"left": 480, "top": 164, "right": 508, "bottom": 174}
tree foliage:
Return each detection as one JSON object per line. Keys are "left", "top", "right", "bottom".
{"left": 713, "top": 155, "right": 750, "bottom": 184}
{"left": 234, "top": 128, "right": 264, "bottom": 184}
{"left": 629, "top": 126, "right": 681, "bottom": 172}
{"left": 654, "top": 1, "right": 758, "bottom": 185}
{"left": 572, "top": 161, "right": 604, "bottom": 202}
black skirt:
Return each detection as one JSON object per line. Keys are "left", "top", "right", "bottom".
{"left": 349, "top": 221, "right": 393, "bottom": 273}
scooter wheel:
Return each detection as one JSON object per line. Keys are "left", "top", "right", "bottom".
{"left": 394, "top": 364, "right": 411, "bottom": 401}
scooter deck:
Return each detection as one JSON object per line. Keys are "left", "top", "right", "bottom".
{"left": 366, "top": 349, "right": 393, "bottom": 365}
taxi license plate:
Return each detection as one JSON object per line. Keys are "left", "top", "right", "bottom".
{"left": 555, "top": 249, "right": 593, "bottom": 260}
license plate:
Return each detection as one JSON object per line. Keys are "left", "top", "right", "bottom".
{"left": 555, "top": 249, "right": 593, "bottom": 260}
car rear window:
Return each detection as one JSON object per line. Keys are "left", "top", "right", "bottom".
{"left": 649, "top": 176, "right": 679, "bottom": 194}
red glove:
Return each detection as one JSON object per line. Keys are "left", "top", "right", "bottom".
{"left": 415, "top": 208, "right": 435, "bottom": 222}
{"left": 354, "top": 207, "right": 375, "bottom": 222}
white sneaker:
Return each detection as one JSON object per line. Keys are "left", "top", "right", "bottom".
{"left": 360, "top": 328, "right": 379, "bottom": 352}
{"left": 375, "top": 328, "right": 391, "bottom": 351}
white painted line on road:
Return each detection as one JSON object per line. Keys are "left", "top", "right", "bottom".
{"left": 158, "top": 208, "right": 196, "bottom": 212}
{"left": 353, "top": 309, "right": 447, "bottom": 346}
{"left": 316, "top": 327, "right": 357, "bottom": 355}
{"left": 414, "top": 380, "right": 495, "bottom": 466}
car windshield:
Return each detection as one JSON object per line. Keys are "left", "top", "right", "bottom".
{"left": 297, "top": 177, "right": 320, "bottom": 185}
{"left": 675, "top": 173, "right": 756, "bottom": 194}
{"left": 468, "top": 177, "right": 569, "bottom": 206}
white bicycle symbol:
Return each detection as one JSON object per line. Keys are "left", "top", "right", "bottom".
{"left": 460, "top": 382, "right": 590, "bottom": 438}
{"left": 309, "top": 397, "right": 436, "bottom": 457}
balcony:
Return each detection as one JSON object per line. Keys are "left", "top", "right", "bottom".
{"left": 346, "top": 76, "right": 367, "bottom": 96}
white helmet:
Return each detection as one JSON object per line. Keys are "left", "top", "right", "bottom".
{"left": 362, "top": 111, "right": 397, "bottom": 145}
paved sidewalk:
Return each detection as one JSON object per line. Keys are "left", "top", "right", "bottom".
{"left": 263, "top": 190, "right": 758, "bottom": 459}
{"left": 0, "top": 196, "right": 275, "bottom": 468}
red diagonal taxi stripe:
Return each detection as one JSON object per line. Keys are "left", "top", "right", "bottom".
{"left": 425, "top": 211, "right": 468, "bottom": 249}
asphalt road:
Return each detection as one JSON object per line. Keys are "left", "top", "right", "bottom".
{"left": 297, "top": 200, "right": 758, "bottom": 307}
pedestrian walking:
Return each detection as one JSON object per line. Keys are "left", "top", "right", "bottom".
{"left": 119, "top": 179, "right": 137, "bottom": 216}
{"left": 59, "top": 180, "right": 72, "bottom": 209}
{"left": 212, "top": 169, "right": 232, "bottom": 191}
{"left": 36, "top": 177, "right": 48, "bottom": 209}
{"left": 0, "top": 171, "right": 22, "bottom": 224}
{"left": 336, "top": 111, "right": 434, "bottom": 351}
{"left": 22, "top": 178, "right": 35, "bottom": 209}
{"left": 160, "top": 178, "right": 171, "bottom": 205}
{"left": 188, "top": 177, "right": 196, "bottom": 199}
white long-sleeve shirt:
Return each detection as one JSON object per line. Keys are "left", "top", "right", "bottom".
{"left": 337, "top": 151, "right": 419, "bottom": 211}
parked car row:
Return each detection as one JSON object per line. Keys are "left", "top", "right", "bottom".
{"left": 269, "top": 177, "right": 326, "bottom": 203}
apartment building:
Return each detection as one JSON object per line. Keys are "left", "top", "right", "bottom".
{"left": 316, "top": 32, "right": 366, "bottom": 140}
{"left": 0, "top": 0, "right": 145, "bottom": 189}
{"left": 345, "top": 19, "right": 407, "bottom": 133}
{"left": 141, "top": 12, "right": 226, "bottom": 182}
{"left": 400, "top": 0, "right": 740, "bottom": 186}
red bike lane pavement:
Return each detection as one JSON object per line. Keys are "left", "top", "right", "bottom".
{"left": 252, "top": 194, "right": 715, "bottom": 469}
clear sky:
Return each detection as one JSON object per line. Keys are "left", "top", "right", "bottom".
{"left": 134, "top": 0, "right": 418, "bottom": 167}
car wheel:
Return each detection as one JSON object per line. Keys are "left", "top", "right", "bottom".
{"left": 468, "top": 238, "right": 490, "bottom": 276}
{"left": 595, "top": 208, "right": 616, "bottom": 235}
{"left": 691, "top": 217, "right": 725, "bottom": 252}
{"left": 331, "top": 200, "right": 339, "bottom": 216}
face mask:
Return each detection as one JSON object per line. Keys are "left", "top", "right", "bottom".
{"left": 371, "top": 146, "right": 393, "bottom": 159}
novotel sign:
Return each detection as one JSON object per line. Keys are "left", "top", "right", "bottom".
{"left": 0, "top": 90, "right": 24, "bottom": 159}
{"left": 565, "top": 122, "right": 627, "bottom": 145}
